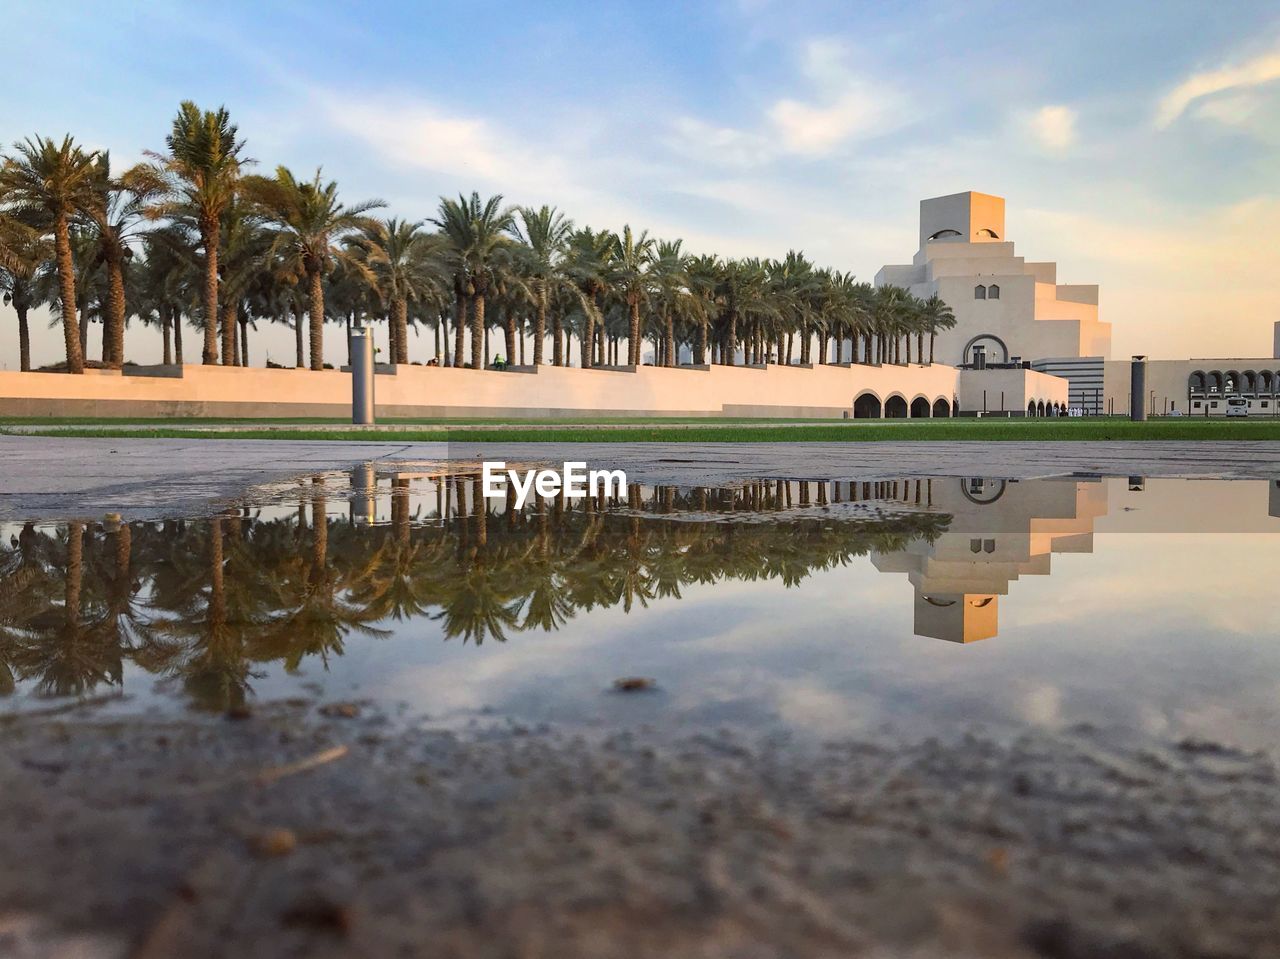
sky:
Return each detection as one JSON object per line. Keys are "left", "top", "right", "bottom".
{"left": 2, "top": 0, "right": 1278, "bottom": 367}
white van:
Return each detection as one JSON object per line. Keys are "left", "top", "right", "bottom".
{"left": 1226, "top": 397, "right": 1249, "bottom": 417}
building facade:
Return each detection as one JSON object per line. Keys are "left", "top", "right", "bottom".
{"left": 875, "top": 191, "right": 1112, "bottom": 369}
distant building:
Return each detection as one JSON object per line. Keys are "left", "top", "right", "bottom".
{"left": 875, "top": 191, "right": 1111, "bottom": 372}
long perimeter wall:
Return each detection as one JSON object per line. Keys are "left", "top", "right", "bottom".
{"left": 0, "top": 362, "right": 1064, "bottom": 420}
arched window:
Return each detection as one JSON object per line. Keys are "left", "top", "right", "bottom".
{"left": 1188, "top": 371, "right": 1205, "bottom": 394}
{"left": 929, "top": 229, "right": 962, "bottom": 240}
{"left": 976, "top": 228, "right": 1000, "bottom": 239}
{"left": 988, "top": 284, "right": 1000, "bottom": 299}
{"left": 974, "top": 285, "right": 987, "bottom": 300}
{"left": 1208, "top": 371, "right": 1222, "bottom": 394}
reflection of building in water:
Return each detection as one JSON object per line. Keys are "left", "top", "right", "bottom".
{"left": 871, "top": 477, "right": 1108, "bottom": 643}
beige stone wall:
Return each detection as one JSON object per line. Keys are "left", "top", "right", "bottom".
{"left": 0, "top": 361, "right": 975, "bottom": 420}
{"left": 1104, "top": 358, "right": 1280, "bottom": 417}
{"left": 957, "top": 368, "right": 1068, "bottom": 415}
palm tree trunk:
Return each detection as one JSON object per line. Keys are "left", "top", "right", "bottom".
{"left": 663, "top": 309, "right": 675, "bottom": 367}
{"left": 161, "top": 312, "right": 172, "bottom": 365}
{"left": 173, "top": 308, "right": 184, "bottom": 364}
{"left": 435, "top": 314, "right": 443, "bottom": 363}
{"left": 308, "top": 269, "right": 325, "bottom": 371}
{"left": 221, "top": 298, "right": 237, "bottom": 366}
{"left": 696, "top": 322, "right": 707, "bottom": 365}
{"left": 453, "top": 290, "right": 466, "bottom": 367}
{"left": 292, "top": 304, "right": 303, "bottom": 367}
{"left": 53, "top": 213, "right": 84, "bottom": 373}
{"left": 470, "top": 294, "right": 485, "bottom": 370}
{"left": 503, "top": 307, "right": 516, "bottom": 364}
{"left": 929, "top": 334, "right": 936, "bottom": 364}
{"left": 725, "top": 310, "right": 737, "bottom": 366}
{"left": 581, "top": 310, "right": 594, "bottom": 369}
{"left": 202, "top": 223, "right": 219, "bottom": 365}
{"left": 535, "top": 287, "right": 548, "bottom": 366}
{"left": 551, "top": 300, "right": 562, "bottom": 366}
{"left": 105, "top": 255, "right": 126, "bottom": 369}
{"left": 17, "top": 304, "right": 31, "bottom": 372}
{"left": 394, "top": 296, "right": 409, "bottom": 364}
{"left": 628, "top": 298, "right": 641, "bottom": 366}
{"left": 917, "top": 332, "right": 924, "bottom": 365}
{"left": 239, "top": 316, "right": 249, "bottom": 367}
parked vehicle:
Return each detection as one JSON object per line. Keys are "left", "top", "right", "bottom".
{"left": 1226, "top": 398, "right": 1249, "bottom": 417}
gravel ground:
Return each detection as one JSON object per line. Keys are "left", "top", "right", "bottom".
{"left": 1, "top": 701, "right": 1278, "bottom": 959}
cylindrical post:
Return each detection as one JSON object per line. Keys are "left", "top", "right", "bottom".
{"left": 1130, "top": 355, "right": 1146, "bottom": 422}
{"left": 351, "top": 327, "right": 375, "bottom": 425}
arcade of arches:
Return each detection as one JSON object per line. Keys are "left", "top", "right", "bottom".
{"left": 854, "top": 392, "right": 954, "bottom": 419}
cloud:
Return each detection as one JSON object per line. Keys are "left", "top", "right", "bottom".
{"left": 1026, "top": 105, "right": 1077, "bottom": 151}
{"left": 1155, "top": 43, "right": 1280, "bottom": 128}
{"left": 669, "top": 37, "right": 905, "bottom": 166}
{"left": 767, "top": 38, "right": 901, "bottom": 155}
{"left": 769, "top": 90, "right": 888, "bottom": 155}
{"left": 318, "top": 93, "right": 513, "bottom": 181}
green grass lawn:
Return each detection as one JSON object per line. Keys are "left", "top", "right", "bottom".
{"left": 7, "top": 418, "right": 1280, "bottom": 443}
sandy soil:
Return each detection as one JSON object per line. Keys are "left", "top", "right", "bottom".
{"left": 2, "top": 700, "right": 1277, "bottom": 958}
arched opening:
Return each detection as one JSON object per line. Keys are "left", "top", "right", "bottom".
{"left": 1243, "top": 371, "right": 1257, "bottom": 395}
{"left": 1226, "top": 370, "right": 1241, "bottom": 393}
{"left": 962, "top": 334, "right": 1010, "bottom": 365}
{"left": 1189, "top": 371, "right": 1206, "bottom": 394}
{"left": 910, "top": 396, "right": 931, "bottom": 418}
{"left": 884, "top": 395, "right": 908, "bottom": 418}
{"left": 1207, "top": 371, "right": 1223, "bottom": 394}
{"left": 987, "top": 284, "right": 1000, "bottom": 299}
{"left": 977, "top": 228, "right": 1000, "bottom": 239}
{"left": 929, "top": 229, "right": 962, "bottom": 240}
{"left": 1027, "top": 400, "right": 1037, "bottom": 417}
{"left": 932, "top": 397, "right": 950, "bottom": 418}
{"left": 974, "top": 284, "right": 987, "bottom": 300}
{"left": 1260, "top": 371, "right": 1273, "bottom": 394}
{"left": 1036, "top": 400, "right": 1046, "bottom": 417}
{"left": 853, "top": 392, "right": 882, "bottom": 419}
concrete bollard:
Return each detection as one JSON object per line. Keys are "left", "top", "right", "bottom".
{"left": 351, "top": 327, "right": 375, "bottom": 425}
{"left": 1130, "top": 356, "right": 1146, "bottom": 422}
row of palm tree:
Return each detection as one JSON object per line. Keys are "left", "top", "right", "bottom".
{"left": 0, "top": 102, "right": 957, "bottom": 374}
{"left": 0, "top": 475, "right": 948, "bottom": 709}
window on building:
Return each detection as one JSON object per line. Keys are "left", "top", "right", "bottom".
{"left": 970, "top": 538, "right": 982, "bottom": 554}
{"left": 1264, "top": 401, "right": 1271, "bottom": 409}
{"left": 974, "top": 285, "right": 986, "bottom": 300}
{"left": 977, "top": 228, "right": 1000, "bottom": 238}
{"left": 988, "top": 284, "right": 1000, "bottom": 299}
{"left": 1193, "top": 401, "right": 1202, "bottom": 409}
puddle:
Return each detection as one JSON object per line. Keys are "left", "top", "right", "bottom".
{"left": 3, "top": 470, "right": 1279, "bottom": 750}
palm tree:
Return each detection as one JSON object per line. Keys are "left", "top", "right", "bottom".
{"left": 351, "top": 218, "right": 445, "bottom": 365}
{"left": 564, "top": 227, "right": 615, "bottom": 368}
{"left": 82, "top": 155, "right": 165, "bottom": 368}
{"left": 0, "top": 135, "right": 101, "bottom": 372}
{"left": 242, "top": 167, "right": 385, "bottom": 370}
{"left": 149, "top": 103, "right": 249, "bottom": 366}
{"left": 920, "top": 293, "right": 957, "bottom": 364}
{"left": 432, "top": 192, "right": 514, "bottom": 370}
{"left": 0, "top": 220, "right": 49, "bottom": 371}
{"left": 610, "top": 226, "right": 654, "bottom": 366}
{"left": 510, "top": 205, "right": 573, "bottom": 366}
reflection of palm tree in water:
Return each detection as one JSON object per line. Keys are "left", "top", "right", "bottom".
{"left": 9, "top": 523, "right": 125, "bottom": 698}
{"left": 0, "top": 477, "right": 950, "bottom": 706}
